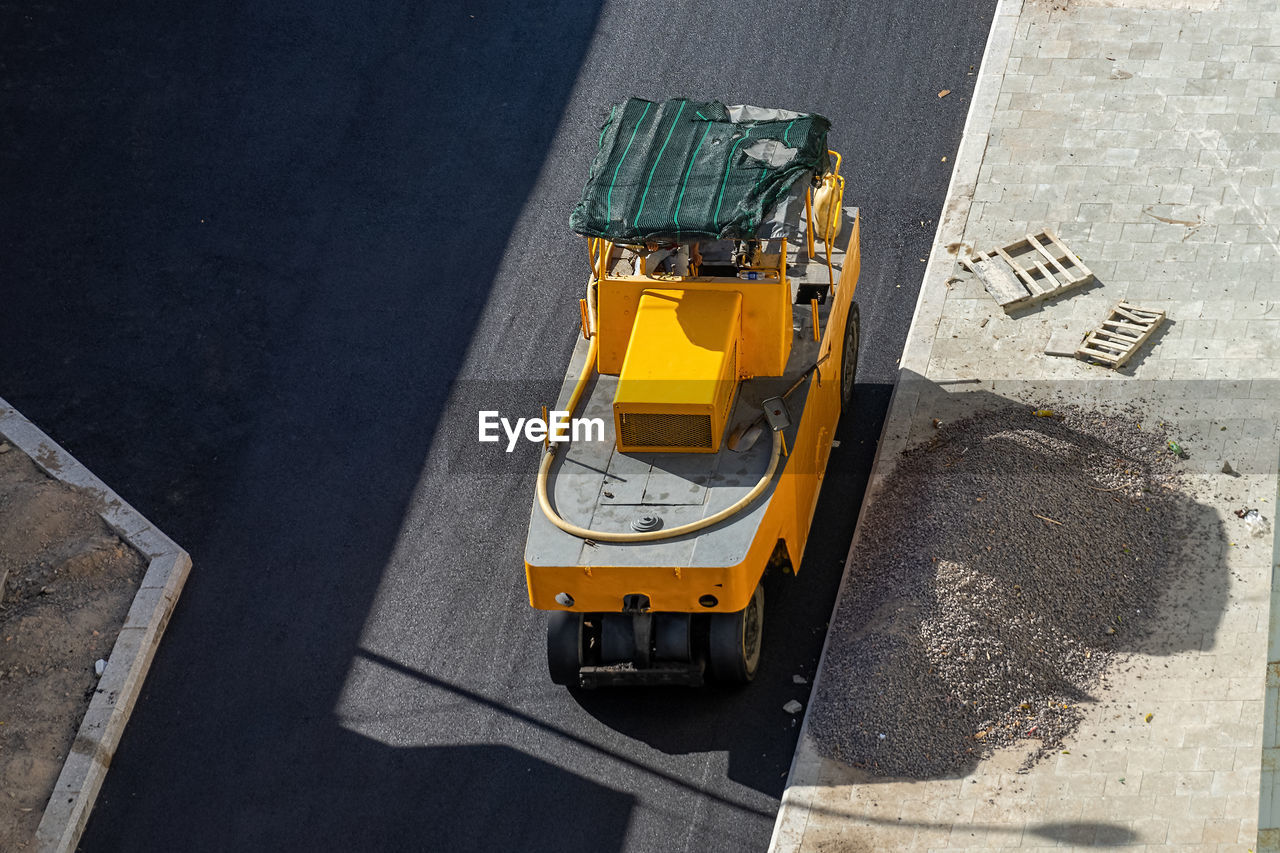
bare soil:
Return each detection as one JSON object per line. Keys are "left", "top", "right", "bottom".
{"left": 0, "top": 443, "right": 145, "bottom": 850}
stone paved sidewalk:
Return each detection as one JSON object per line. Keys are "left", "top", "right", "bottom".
{"left": 773, "top": 0, "right": 1280, "bottom": 850}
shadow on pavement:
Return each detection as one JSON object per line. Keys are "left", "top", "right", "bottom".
{"left": 803, "top": 802, "right": 1139, "bottom": 848}
{"left": 356, "top": 647, "right": 772, "bottom": 820}
{"left": 1, "top": 0, "right": 612, "bottom": 848}
{"left": 246, "top": 735, "right": 635, "bottom": 852}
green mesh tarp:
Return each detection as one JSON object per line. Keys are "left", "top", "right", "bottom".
{"left": 569, "top": 98, "right": 831, "bottom": 243}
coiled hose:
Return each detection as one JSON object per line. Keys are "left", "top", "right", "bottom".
{"left": 536, "top": 332, "right": 782, "bottom": 543}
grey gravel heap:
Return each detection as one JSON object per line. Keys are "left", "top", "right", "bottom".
{"left": 808, "top": 404, "right": 1192, "bottom": 777}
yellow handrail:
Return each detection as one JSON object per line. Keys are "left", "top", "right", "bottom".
{"left": 818, "top": 149, "right": 845, "bottom": 289}
{"left": 805, "top": 187, "right": 815, "bottom": 260}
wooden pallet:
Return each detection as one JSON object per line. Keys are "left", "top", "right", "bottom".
{"left": 961, "top": 229, "right": 1094, "bottom": 311}
{"left": 1076, "top": 302, "right": 1166, "bottom": 369}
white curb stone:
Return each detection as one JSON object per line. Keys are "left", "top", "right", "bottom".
{"left": 0, "top": 397, "right": 191, "bottom": 853}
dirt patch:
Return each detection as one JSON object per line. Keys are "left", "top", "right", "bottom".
{"left": 808, "top": 405, "right": 1216, "bottom": 777}
{"left": 0, "top": 443, "right": 145, "bottom": 850}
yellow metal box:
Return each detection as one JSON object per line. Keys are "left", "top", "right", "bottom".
{"left": 596, "top": 272, "right": 792, "bottom": 379}
{"left": 613, "top": 289, "right": 741, "bottom": 453}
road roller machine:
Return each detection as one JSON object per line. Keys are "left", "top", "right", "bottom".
{"left": 525, "top": 97, "right": 862, "bottom": 687}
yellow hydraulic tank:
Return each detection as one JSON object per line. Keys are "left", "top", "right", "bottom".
{"left": 813, "top": 179, "right": 842, "bottom": 244}
{"left": 613, "top": 288, "right": 741, "bottom": 454}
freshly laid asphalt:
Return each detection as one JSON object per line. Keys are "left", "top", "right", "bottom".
{"left": 1, "top": 1, "right": 996, "bottom": 850}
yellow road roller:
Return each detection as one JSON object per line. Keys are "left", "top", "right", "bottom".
{"left": 525, "top": 97, "right": 860, "bottom": 687}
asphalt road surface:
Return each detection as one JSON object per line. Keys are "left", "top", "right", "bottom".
{"left": 2, "top": 1, "right": 996, "bottom": 850}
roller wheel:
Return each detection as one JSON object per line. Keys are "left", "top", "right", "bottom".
{"left": 654, "top": 613, "right": 692, "bottom": 661}
{"left": 840, "top": 301, "right": 860, "bottom": 410}
{"left": 708, "top": 584, "right": 764, "bottom": 683}
{"left": 599, "top": 614, "right": 633, "bottom": 663}
{"left": 547, "top": 611, "right": 583, "bottom": 686}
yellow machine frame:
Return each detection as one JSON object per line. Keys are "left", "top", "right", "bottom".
{"left": 525, "top": 180, "right": 861, "bottom": 614}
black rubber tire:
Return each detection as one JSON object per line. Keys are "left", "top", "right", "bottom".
{"left": 547, "top": 611, "right": 584, "bottom": 686}
{"left": 707, "top": 584, "right": 764, "bottom": 683}
{"left": 840, "top": 301, "right": 860, "bottom": 411}
{"left": 599, "top": 614, "right": 633, "bottom": 663}
{"left": 654, "top": 613, "right": 692, "bottom": 661}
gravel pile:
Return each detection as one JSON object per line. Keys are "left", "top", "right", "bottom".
{"left": 808, "top": 404, "right": 1194, "bottom": 776}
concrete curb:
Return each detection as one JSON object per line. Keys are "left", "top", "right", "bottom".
{"left": 0, "top": 397, "right": 191, "bottom": 853}
{"left": 1260, "top": 444, "right": 1280, "bottom": 851}
{"left": 766, "top": 1, "right": 1024, "bottom": 850}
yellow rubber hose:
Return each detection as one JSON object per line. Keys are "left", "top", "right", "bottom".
{"left": 536, "top": 329, "right": 783, "bottom": 543}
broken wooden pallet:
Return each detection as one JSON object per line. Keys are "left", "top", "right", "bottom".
{"left": 961, "top": 229, "right": 1094, "bottom": 312}
{"left": 1075, "top": 302, "right": 1166, "bottom": 369}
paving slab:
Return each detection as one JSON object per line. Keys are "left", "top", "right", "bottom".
{"left": 772, "top": 0, "right": 1280, "bottom": 849}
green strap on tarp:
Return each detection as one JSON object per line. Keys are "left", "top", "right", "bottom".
{"left": 570, "top": 97, "right": 831, "bottom": 243}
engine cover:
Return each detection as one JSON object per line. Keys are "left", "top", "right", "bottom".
{"left": 613, "top": 288, "right": 741, "bottom": 453}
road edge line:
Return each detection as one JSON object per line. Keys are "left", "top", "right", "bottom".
{"left": 767, "top": 2, "right": 1023, "bottom": 849}
{"left": 0, "top": 397, "right": 192, "bottom": 853}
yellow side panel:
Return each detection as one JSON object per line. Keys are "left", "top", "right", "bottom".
{"left": 598, "top": 277, "right": 791, "bottom": 377}
{"left": 526, "top": 522, "right": 778, "bottom": 613}
{"left": 840, "top": 212, "right": 861, "bottom": 297}
{"left": 785, "top": 211, "right": 861, "bottom": 566}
